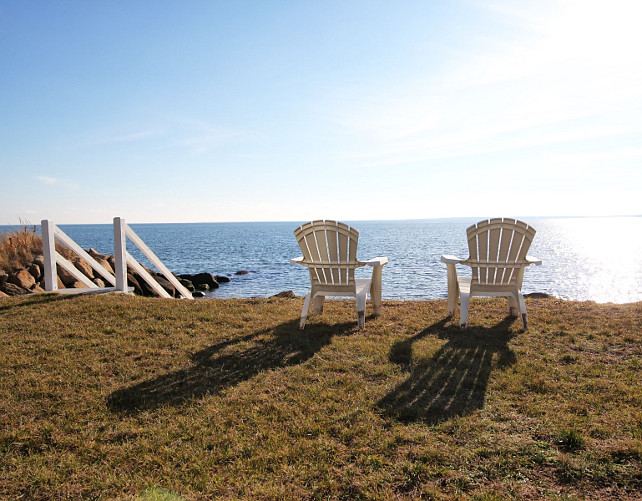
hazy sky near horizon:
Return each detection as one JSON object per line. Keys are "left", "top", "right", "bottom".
{"left": 1, "top": 0, "right": 641, "bottom": 224}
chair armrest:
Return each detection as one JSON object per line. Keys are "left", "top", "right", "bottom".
{"left": 364, "top": 256, "right": 388, "bottom": 267}
{"left": 290, "top": 256, "right": 304, "bottom": 266}
{"left": 526, "top": 255, "right": 542, "bottom": 266}
{"left": 441, "top": 255, "right": 465, "bottom": 265}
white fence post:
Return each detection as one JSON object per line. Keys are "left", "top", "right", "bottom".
{"left": 113, "top": 217, "right": 128, "bottom": 293}
{"left": 41, "top": 219, "right": 58, "bottom": 291}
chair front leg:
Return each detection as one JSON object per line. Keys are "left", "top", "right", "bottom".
{"left": 507, "top": 295, "right": 519, "bottom": 317}
{"left": 459, "top": 291, "right": 470, "bottom": 328}
{"left": 300, "top": 292, "right": 312, "bottom": 329}
{"left": 312, "top": 295, "right": 325, "bottom": 315}
{"left": 356, "top": 292, "right": 367, "bottom": 329}
{"left": 446, "top": 264, "right": 459, "bottom": 316}
{"left": 370, "top": 265, "right": 383, "bottom": 316}
{"left": 517, "top": 292, "right": 528, "bottom": 330}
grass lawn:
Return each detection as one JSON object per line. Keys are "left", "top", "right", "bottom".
{"left": 1, "top": 293, "right": 640, "bottom": 500}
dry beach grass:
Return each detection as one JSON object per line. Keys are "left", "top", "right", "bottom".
{"left": 0, "top": 224, "right": 43, "bottom": 273}
{"left": 0, "top": 293, "right": 641, "bottom": 500}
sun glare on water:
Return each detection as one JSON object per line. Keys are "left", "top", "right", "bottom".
{"left": 535, "top": 217, "right": 642, "bottom": 303}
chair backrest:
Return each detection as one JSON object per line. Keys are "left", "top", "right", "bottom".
{"left": 294, "top": 220, "right": 361, "bottom": 287}
{"left": 466, "top": 218, "right": 536, "bottom": 286}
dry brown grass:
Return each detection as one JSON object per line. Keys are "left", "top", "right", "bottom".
{"left": 0, "top": 224, "right": 79, "bottom": 275}
{"left": 0, "top": 224, "right": 43, "bottom": 273}
{"left": 0, "top": 294, "right": 640, "bottom": 500}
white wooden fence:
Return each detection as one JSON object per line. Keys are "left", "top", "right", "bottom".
{"left": 42, "top": 217, "right": 193, "bottom": 299}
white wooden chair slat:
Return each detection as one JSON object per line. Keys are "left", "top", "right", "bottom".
{"left": 292, "top": 220, "right": 388, "bottom": 329}
{"left": 497, "top": 227, "right": 513, "bottom": 284}
{"left": 316, "top": 227, "right": 329, "bottom": 284}
{"left": 327, "top": 229, "right": 340, "bottom": 284}
{"left": 338, "top": 231, "right": 349, "bottom": 284}
{"left": 441, "top": 218, "right": 542, "bottom": 329}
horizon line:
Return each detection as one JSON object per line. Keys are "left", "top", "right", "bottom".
{"left": 2, "top": 214, "right": 641, "bottom": 227}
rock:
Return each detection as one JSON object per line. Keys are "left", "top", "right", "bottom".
{"left": 0, "top": 290, "right": 9, "bottom": 298}
{"left": 127, "top": 273, "right": 144, "bottom": 296}
{"left": 192, "top": 291, "right": 205, "bottom": 298}
{"left": 28, "top": 263, "right": 42, "bottom": 281}
{"left": 0, "top": 270, "right": 8, "bottom": 285}
{"left": 525, "top": 292, "right": 550, "bottom": 299}
{"left": 57, "top": 264, "right": 79, "bottom": 288}
{"left": 154, "top": 275, "right": 177, "bottom": 297}
{"left": 271, "top": 290, "right": 296, "bottom": 299}
{"left": 30, "top": 283, "right": 46, "bottom": 293}
{"left": 71, "top": 281, "right": 86, "bottom": 289}
{"left": 93, "top": 278, "right": 106, "bottom": 288}
{"left": 95, "top": 258, "right": 114, "bottom": 275}
{"left": 138, "top": 278, "right": 158, "bottom": 297}
{"left": 57, "top": 276, "right": 65, "bottom": 289}
{"left": 88, "top": 248, "right": 110, "bottom": 261}
{"left": 1, "top": 282, "right": 30, "bottom": 296}
{"left": 8, "top": 269, "right": 36, "bottom": 289}
{"left": 215, "top": 275, "right": 231, "bottom": 283}
{"left": 196, "top": 283, "right": 209, "bottom": 291}
{"left": 235, "top": 270, "right": 249, "bottom": 275}
{"left": 178, "top": 273, "right": 219, "bottom": 290}
{"left": 73, "top": 257, "right": 94, "bottom": 279}
{"left": 178, "top": 278, "right": 195, "bottom": 292}
{"left": 33, "top": 255, "right": 45, "bottom": 267}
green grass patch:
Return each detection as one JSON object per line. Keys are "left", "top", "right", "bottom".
{"left": 0, "top": 294, "right": 640, "bottom": 499}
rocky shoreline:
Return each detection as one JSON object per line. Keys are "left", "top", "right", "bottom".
{"left": 0, "top": 248, "right": 234, "bottom": 299}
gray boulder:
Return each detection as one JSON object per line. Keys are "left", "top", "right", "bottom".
{"left": 178, "top": 273, "right": 219, "bottom": 290}
{"left": 154, "top": 275, "right": 177, "bottom": 297}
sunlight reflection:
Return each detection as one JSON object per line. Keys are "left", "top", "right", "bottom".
{"left": 530, "top": 217, "right": 642, "bottom": 303}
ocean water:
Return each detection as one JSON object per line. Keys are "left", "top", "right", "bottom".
{"left": 2, "top": 217, "right": 641, "bottom": 303}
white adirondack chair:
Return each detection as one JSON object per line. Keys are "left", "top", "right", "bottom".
{"left": 291, "top": 220, "right": 388, "bottom": 329}
{"left": 441, "top": 218, "right": 542, "bottom": 329}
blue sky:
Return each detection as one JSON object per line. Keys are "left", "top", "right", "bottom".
{"left": 1, "top": 0, "right": 641, "bottom": 224}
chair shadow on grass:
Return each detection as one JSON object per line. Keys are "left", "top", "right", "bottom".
{"left": 378, "top": 316, "right": 517, "bottom": 425}
{"left": 107, "top": 319, "right": 355, "bottom": 415}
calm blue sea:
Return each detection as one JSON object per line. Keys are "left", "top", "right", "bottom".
{"left": 2, "top": 217, "right": 641, "bottom": 303}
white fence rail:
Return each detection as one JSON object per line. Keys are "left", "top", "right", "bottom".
{"left": 114, "top": 217, "right": 193, "bottom": 299}
{"left": 41, "top": 217, "right": 192, "bottom": 299}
